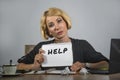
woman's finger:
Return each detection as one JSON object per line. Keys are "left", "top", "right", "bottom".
{"left": 39, "top": 48, "right": 45, "bottom": 54}
{"left": 70, "top": 62, "right": 83, "bottom": 72}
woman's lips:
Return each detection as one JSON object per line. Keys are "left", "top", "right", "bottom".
{"left": 57, "top": 31, "right": 63, "bottom": 35}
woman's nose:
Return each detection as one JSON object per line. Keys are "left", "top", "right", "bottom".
{"left": 54, "top": 23, "right": 60, "bottom": 30}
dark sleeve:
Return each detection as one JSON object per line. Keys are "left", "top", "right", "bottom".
{"left": 17, "top": 43, "right": 42, "bottom": 64}
{"left": 82, "top": 40, "right": 109, "bottom": 63}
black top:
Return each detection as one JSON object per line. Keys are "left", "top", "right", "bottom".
{"left": 18, "top": 38, "right": 109, "bottom": 70}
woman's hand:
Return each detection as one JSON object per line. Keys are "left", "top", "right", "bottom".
{"left": 32, "top": 49, "right": 45, "bottom": 70}
{"left": 17, "top": 49, "right": 45, "bottom": 70}
{"left": 70, "top": 61, "right": 85, "bottom": 72}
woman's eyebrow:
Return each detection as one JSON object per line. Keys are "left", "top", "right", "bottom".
{"left": 46, "top": 16, "right": 62, "bottom": 24}
{"left": 56, "top": 17, "right": 62, "bottom": 20}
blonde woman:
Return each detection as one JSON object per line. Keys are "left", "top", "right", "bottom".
{"left": 17, "top": 7, "right": 109, "bottom": 73}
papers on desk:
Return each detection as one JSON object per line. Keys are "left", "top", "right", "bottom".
{"left": 25, "top": 70, "right": 76, "bottom": 75}
{"left": 25, "top": 67, "right": 75, "bottom": 74}
{"left": 25, "top": 70, "right": 45, "bottom": 74}
{"left": 25, "top": 68, "right": 88, "bottom": 75}
{"left": 41, "top": 42, "right": 73, "bottom": 67}
{"left": 46, "top": 70, "right": 76, "bottom": 74}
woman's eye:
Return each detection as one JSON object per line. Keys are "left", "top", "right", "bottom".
{"left": 57, "top": 19, "right": 62, "bottom": 23}
{"left": 48, "top": 22, "right": 54, "bottom": 27}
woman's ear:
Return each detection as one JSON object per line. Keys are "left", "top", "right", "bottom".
{"left": 49, "top": 32, "right": 52, "bottom": 35}
{"left": 46, "top": 30, "right": 53, "bottom": 37}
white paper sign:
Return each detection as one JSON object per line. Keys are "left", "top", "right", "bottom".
{"left": 41, "top": 42, "right": 73, "bottom": 67}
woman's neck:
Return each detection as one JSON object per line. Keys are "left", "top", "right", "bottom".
{"left": 54, "top": 36, "right": 71, "bottom": 43}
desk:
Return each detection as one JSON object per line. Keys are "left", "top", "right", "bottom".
{"left": 0, "top": 73, "right": 120, "bottom": 80}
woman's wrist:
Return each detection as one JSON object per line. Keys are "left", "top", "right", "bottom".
{"left": 85, "top": 63, "right": 91, "bottom": 68}
{"left": 31, "top": 64, "right": 41, "bottom": 70}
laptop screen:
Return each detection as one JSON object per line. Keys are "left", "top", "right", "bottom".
{"left": 109, "top": 39, "right": 120, "bottom": 74}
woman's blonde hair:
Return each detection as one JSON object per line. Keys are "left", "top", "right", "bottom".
{"left": 40, "top": 7, "right": 72, "bottom": 40}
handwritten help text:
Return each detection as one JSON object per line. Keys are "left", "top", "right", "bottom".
{"left": 47, "top": 48, "right": 68, "bottom": 55}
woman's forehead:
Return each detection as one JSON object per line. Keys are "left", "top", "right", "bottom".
{"left": 46, "top": 16, "right": 62, "bottom": 22}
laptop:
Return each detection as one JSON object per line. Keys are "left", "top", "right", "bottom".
{"left": 109, "top": 39, "right": 120, "bottom": 74}
{"left": 88, "top": 39, "right": 120, "bottom": 74}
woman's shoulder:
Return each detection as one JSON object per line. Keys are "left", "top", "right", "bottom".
{"left": 70, "top": 37, "right": 91, "bottom": 47}
{"left": 39, "top": 39, "right": 54, "bottom": 44}
{"left": 37, "top": 39, "right": 54, "bottom": 46}
{"left": 34, "top": 39, "right": 54, "bottom": 49}
{"left": 70, "top": 37, "right": 87, "bottom": 43}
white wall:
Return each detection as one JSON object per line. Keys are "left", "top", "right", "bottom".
{"left": 0, "top": 0, "right": 120, "bottom": 65}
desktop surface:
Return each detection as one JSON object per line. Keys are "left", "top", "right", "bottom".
{"left": 0, "top": 73, "right": 120, "bottom": 80}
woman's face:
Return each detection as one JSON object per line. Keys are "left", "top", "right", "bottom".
{"left": 46, "top": 16, "right": 68, "bottom": 39}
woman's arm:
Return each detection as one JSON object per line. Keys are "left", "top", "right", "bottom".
{"left": 70, "top": 60, "right": 109, "bottom": 72}
{"left": 17, "top": 49, "right": 44, "bottom": 71}
{"left": 17, "top": 63, "right": 39, "bottom": 70}
{"left": 86, "top": 61, "right": 109, "bottom": 69}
